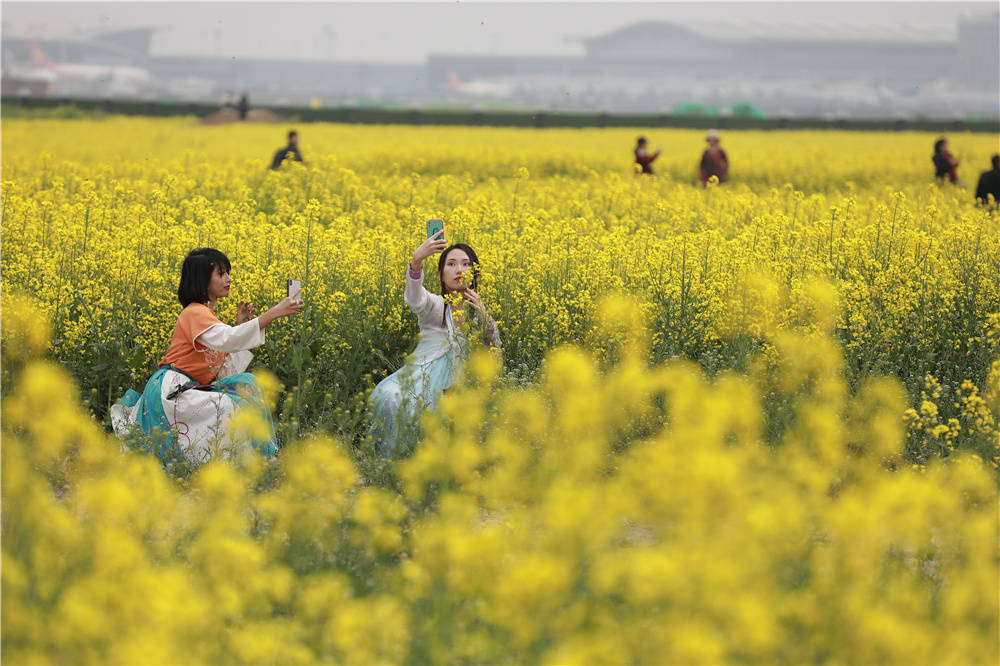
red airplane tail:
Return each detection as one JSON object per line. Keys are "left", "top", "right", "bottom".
{"left": 29, "top": 43, "right": 57, "bottom": 70}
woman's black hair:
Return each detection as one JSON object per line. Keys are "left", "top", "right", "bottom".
{"left": 438, "top": 243, "right": 480, "bottom": 324}
{"left": 934, "top": 138, "right": 947, "bottom": 154}
{"left": 177, "top": 247, "right": 231, "bottom": 307}
{"left": 636, "top": 136, "right": 647, "bottom": 147}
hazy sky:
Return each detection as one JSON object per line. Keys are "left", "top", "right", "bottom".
{"left": 3, "top": 1, "right": 995, "bottom": 63}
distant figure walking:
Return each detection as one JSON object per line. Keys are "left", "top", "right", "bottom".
{"left": 634, "top": 136, "right": 662, "bottom": 175}
{"left": 699, "top": 129, "right": 729, "bottom": 186}
{"left": 932, "top": 137, "right": 960, "bottom": 184}
{"left": 271, "top": 130, "right": 304, "bottom": 170}
{"left": 238, "top": 93, "right": 250, "bottom": 121}
{"left": 975, "top": 154, "right": 1000, "bottom": 205}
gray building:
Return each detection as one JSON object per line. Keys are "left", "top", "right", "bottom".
{"left": 4, "top": 16, "right": 998, "bottom": 115}
{"left": 957, "top": 14, "right": 1000, "bottom": 92}
{"left": 432, "top": 19, "right": 983, "bottom": 91}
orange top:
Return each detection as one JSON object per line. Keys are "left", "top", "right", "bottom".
{"left": 159, "top": 303, "right": 229, "bottom": 385}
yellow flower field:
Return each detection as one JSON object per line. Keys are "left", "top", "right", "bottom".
{"left": 2, "top": 116, "right": 999, "bottom": 663}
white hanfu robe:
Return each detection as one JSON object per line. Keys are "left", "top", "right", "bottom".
{"left": 112, "top": 317, "right": 277, "bottom": 466}
{"left": 368, "top": 267, "right": 501, "bottom": 457}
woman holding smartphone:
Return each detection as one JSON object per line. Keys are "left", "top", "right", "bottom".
{"left": 112, "top": 247, "right": 304, "bottom": 466}
{"left": 368, "top": 225, "right": 502, "bottom": 457}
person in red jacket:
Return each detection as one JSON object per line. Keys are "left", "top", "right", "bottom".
{"left": 634, "top": 136, "right": 662, "bottom": 174}
{"left": 699, "top": 129, "right": 729, "bottom": 186}
{"left": 932, "top": 137, "right": 960, "bottom": 184}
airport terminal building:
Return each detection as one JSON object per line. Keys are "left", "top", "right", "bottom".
{"left": 3, "top": 16, "right": 997, "bottom": 118}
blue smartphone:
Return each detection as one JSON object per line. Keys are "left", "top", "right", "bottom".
{"left": 426, "top": 218, "right": 444, "bottom": 240}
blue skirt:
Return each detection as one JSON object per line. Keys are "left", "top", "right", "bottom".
{"left": 369, "top": 353, "right": 455, "bottom": 458}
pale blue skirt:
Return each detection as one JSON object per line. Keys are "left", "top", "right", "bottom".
{"left": 369, "top": 352, "right": 455, "bottom": 458}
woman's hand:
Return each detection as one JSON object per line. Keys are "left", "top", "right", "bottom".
{"left": 257, "top": 296, "right": 304, "bottom": 330}
{"left": 410, "top": 229, "right": 447, "bottom": 271}
{"left": 271, "top": 295, "right": 304, "bottom": 319}
{"left": 236, "top": 301, "right": 256, "bottom": 324}
{"left": 462, "top": 289, "right": 487, "bottom": 317}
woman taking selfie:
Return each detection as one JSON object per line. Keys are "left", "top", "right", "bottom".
{"left": 369, "top": 226, "right": 502, "bottom": 457}
{"left": 112, "top": 247, "right": 303, "bottom": 465}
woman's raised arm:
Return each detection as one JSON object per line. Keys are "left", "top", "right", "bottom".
{"left": 406, "top": 229, "right": 447, "bottom": 315}
{"left": 256, "top": 295, "right": 304, "bottom": 330}
{"left": 409, "top": 229, "right": 447, "bottom": 273}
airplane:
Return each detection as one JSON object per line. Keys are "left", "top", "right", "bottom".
{"left": 446, "top": 69, "right": 513, "bottom": 98}
{"left": 26, "top": 42, "right": 152, "bottom": 92}
{"left": 3, "top": 48, "right": 57, "bottom": 82}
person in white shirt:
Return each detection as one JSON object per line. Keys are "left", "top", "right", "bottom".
{"left": 368, "top": 227, "right": 501, "bottom": 457}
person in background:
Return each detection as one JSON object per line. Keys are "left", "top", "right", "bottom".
{"left": 111, "top": 248, "right": 304, "bottom": 466}
{"left": 238, "top": 93, "right": 250, "bottom": 121}
{"left": 634, "top": 136, "right": 662, "bottom": 175}
{"left": 271, "top": 130, "right": 304, "bottom": 170}
{"left": 368, "top": 226, "right": 501, "bottom": 458}
{"left": 699, "top": 129, "right": 729, "bottom": 186}
{"left": 975, "top": 154, "right": 1000, "bottom": 206}
{"left": 933, "top": 137, "right": 960, "bottom": 184}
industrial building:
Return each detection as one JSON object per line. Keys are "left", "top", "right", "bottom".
{"left": 3, "top": 16, "right": 997, "bottom": 118}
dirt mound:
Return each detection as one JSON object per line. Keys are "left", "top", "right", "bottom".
{"left": 198, "top": 108, "right": 280, "bottom": 125}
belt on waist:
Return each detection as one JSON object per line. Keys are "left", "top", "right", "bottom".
{"left": 161, "top": 365, "right": 210, "bottom": 400}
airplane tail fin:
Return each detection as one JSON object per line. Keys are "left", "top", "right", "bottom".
{"left": 29, "top": 43, "right": 57, "bottom": 70}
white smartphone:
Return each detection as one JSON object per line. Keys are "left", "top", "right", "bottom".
{"left": 287, "top": 278, "right": 302, "bottom": 299}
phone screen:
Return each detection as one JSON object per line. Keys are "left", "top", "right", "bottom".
{"left": 426, "top": 218, "right": 444, "bottom": 240}
{"left": 287, "top": 279, "right": 302, "bottom": 299}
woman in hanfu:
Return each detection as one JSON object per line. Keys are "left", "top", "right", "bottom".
{"left": 369, "top": 228, "right": 502, "bottom": 457}
{"left": 112, "top": 248, "right": 303, "bottom": 465}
